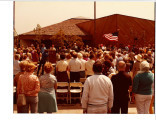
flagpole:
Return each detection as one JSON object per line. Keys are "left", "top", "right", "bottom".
{"left": 154, "top": 2, "right": 156, "bottom": 50}
{"left": 13, "top": 1, "right": 16, "bottom": 46}
{"left": 94, "top": 1, "right": 96, "bottom": 47}
{"left": 116, "top": 14, "right": 120, "bottom": 48}
{"left": 116, "top": 14, "right": 117, "bottom": 32}
{"left": 115, "top": 14, "right": 117, "bottom": 47}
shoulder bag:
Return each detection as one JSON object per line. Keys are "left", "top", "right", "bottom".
{"left": 17, "top": 80, "right": 26, "bottom": 106}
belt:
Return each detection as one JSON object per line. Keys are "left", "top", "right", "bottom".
{"left": 88, "top": 103, "right": 107, "bottom": 106}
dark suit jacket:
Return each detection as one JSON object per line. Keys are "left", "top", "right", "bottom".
{"left": 111, "top": 71, "right": 132, "bottom": 102}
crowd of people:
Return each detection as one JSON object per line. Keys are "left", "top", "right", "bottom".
{"left": 13, "top": 43, "right": 154, "bottom": 114}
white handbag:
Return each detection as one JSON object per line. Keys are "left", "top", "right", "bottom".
{"left": 17, "top": 93, "right": 26, "bottom": 106}
{"left": 17, "top": 80, "right": 26, "bottom": 106}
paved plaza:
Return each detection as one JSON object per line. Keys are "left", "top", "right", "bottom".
{"left": 14, "top": 102, "right": 139, "bottom": 114}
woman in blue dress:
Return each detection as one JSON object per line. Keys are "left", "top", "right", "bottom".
{"left": 38, "top": 62, "right": 57, "bottom": 113}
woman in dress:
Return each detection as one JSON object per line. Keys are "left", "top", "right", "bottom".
{"left": 132, "top": 61, "right": 154, "bottom": 114}
{"left": 17, "top": 62, "right": 40, "bottom": 113}
{"left": 38, "top": 62, "right": 57, "bottom": 113}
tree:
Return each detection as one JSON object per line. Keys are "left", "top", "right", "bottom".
{"left": 50, "top": 29, "right": 67, "bottom": 48}
{"left": 50, "top": 29, "right": 84, "bottom": 48}
{"left": 66, "top": 35, "right": 84, "bottom": 48}
{"left": 33, "top": 24, "right": 42, "bottom": 45}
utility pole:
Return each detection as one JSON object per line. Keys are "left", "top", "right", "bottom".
{"left": 154, "top": 2, "right": 156, "bottom": 47}
{"left": 13, "top": 1, "right": 15, "bottom": 30}
{"left": 13, "top": 1, "right": 19, "bottom": 47}
{"left": 94, "top": 1, "right": 96, "bottom": 47}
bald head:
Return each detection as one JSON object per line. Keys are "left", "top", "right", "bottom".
{"left": 118, "top": 61, "right": 126, "bottom": 71}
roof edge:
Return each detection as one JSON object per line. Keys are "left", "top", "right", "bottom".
{"left": 97, "top": 13, "right": 154, "bottom": 22}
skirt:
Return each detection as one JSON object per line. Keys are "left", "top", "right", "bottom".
{"left": 38, "top": 92, "right": 57, "bottom": 113}
{"left": 57, "top": 71, "right": 69, "bottom": 82}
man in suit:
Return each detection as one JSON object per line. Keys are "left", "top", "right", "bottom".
{"left": 111, "top": 61, "right": 132, "bottom": 114}
{"left": 37, "top": 49, "right": 48, "bottom": 76}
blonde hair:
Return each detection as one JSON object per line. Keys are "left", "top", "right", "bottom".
{"left": 44, "top": 62, "right": 53, "bottom": 73}
{"left": 19, "top": 61, "right": 28, "bottom": 72}
{"left": 25, "top": 62, "right": 36, "bottom": 72}
{"left": 27, "top": 53, "right": 32, "bottom": 60}
{"left": 77, "top": 53, "right": 83, "bottom": 59}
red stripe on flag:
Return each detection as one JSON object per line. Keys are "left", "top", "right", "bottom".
{"left": 103, "top": 33, "right": 118, "bottom": 41}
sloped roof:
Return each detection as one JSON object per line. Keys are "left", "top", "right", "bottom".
{"left": 21, "top": 18, "right": 92, "bottom": 36}
{"left": 19, "top": 14, "right": 154, "bottom": 47}
{"left": 77, "top": 14, "right": 155, "bottom": 46}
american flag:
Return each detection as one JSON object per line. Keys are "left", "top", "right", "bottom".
{"left": 103, "top": 32, "right": 118, "bottom": 41}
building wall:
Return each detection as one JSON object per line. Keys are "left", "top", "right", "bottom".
{"left": 77, "top": 14, "right": 155, "bottom": 47}
{"left": 20, "top": 39, "right": 36, "bottom": 47}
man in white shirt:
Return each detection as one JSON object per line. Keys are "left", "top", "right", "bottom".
{"left": 56, "top": 53, "right": 69, "bottom": 82}
{"left": 68, "top": 52, "right": 81, "bottom": 82}
{"left": 72, "top": 43, "right": 78, "bottom": 51}
{"left": 81, "top": 61, "right": 114, "bottom": 114}
{"left": 85, "top": 54, "right": 95, "bottom": 77}
{"left": 50, "top": 44, "right": 56, "bottom": 51}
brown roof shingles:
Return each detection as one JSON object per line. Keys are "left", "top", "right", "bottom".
{"left": 22, "top": 18, "right": 92, "bottom": 36}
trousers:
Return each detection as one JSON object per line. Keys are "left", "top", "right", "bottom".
{"left": 70, "top": 72, "right": 80, "bottom": 82}
{"left": 135, "top": 94, "right": 152, "bottom": 114}
{"left": 17, "top": 96, "right": 38, "bottom": 113}
{"left": 37, "top": 62, "right": 45, "bottom": 76}
{"left": 111, "top": 97, "right": 128, "bottom": 114}
{"left": 87, "top": 105, "right": 107, "bottom": 114}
